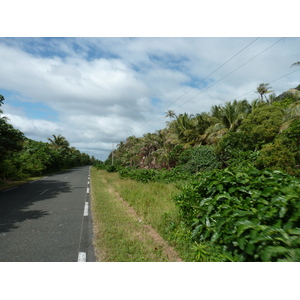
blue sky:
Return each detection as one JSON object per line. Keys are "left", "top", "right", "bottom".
{"left": 1, "top": 36, "right": 300, "bottom": 160}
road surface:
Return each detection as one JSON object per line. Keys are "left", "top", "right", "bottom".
{"left": 0, "top": 166, "right": 95, "bottom": 262}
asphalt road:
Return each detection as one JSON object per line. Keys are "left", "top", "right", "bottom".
{"left": 0, "top": 166, "right": 95, "bottom": 262}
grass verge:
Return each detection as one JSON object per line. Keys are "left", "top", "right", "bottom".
{"left": 90, "top": 167, "right": 183, "bottom": 262}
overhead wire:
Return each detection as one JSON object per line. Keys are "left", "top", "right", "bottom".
{"left": 130, "top": 37, "right": 260, "bottom": 136}
{"left": 234, "top": 67, "right": 300, "bottom": 100}
{"left": 132, "top": 37, "right": 286, "bottom": 136}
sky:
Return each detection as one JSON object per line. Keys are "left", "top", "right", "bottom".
{"left": 1, "top": 36, "right": 299, "bottom": 161}
{"left": 1, "top": 1, "right": 300, "bottom": 162}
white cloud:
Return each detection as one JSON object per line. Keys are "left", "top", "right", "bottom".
{"left": 1, "top": 37, "right": 300, "bottom": 161}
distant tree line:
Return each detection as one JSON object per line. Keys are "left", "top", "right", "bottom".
{"left": 0, "top": 95, "right": 97, "bottom": 181}
{"left": 106, "top": 83, "right": 300, "bottom": 177}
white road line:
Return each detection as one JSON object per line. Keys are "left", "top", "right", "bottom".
{"left": 78, "top": 252, "right": 86, "bottom": 262}
{"left": 30, "top": 180, "right": 38, "bottom": 184}
{"left": 84, "top": 202, "right": 89, "bottom": 216}
{"left": 87, "top": 181, "right": 90, "bottom": 185}
{"left": 64, "top": 176, "right": 68, "bottom": 179}
{"left": 40, "top": 188, "right": 50, "bottom": 195}
{"left": 4, "top": 186, "right": 18, "bottom": 192}
{"left": 86, "top": 187, "right": 90, "bottom": 194}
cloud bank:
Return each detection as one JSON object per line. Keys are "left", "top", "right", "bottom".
{"left": 0, "top": 37, "right": 299, "bottom": 160}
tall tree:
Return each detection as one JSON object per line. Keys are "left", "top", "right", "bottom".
{"left": 279, "top": 100, "right": 300, "bottom": 133}
{"left": 255, "top": 83, "right": 273, "bottom": 101}
{"left": 291, "top": 61, "right": 300, "bottom": 67}
{"left": 47, "top": 134, "right": 70, "bottom": 152}
{"left": 165, "top": 110, "right": 176, "bottom": 122}
{"left": 0, "top": 94, "right": 4, "bottom": 106}
{"left": 0, "top": 94, "right": 7, "bottom": 121}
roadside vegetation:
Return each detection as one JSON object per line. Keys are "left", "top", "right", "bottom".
{"left": 90, "top": 168, "right": 182, "bottom": 262}
{"left": 93, "top": 83, "right": 300, "bottom": 261}
{"left": 0, "top": 95, "right": 97, "bottom": 189}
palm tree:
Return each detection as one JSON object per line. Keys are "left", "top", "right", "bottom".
{"left": 0, "top": 108, "right": 8, "bottom": 122}
{"left": 202, "top": 99, "right": 252, "bottom": 145}
{"left": 0, "top": 94, "right": 8, "bottom": 122}
{"left": 255, "top": 83, "right": 273, "bottom": 101}
{"left": 0, "top": 94, "right": 4, "bottom": 106}
{"left": 279, "top": 101, "right": 300, "bottom": 133}
{"left": 291, "top": 61, "right": 300, "bottom": 67}
{"left": 48, "top": 134, "right": 70, "bottom": 152}
{"left": 165, "top": 110, "right": 176, "bottom": 123}
{"left": 222, "top": 100, "right": 251, "bottom": 131}
{"left": 170, "top": 113, "right": 196, "bottom": 147}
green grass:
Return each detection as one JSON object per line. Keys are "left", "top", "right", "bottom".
{"left": 90, "top": 167, "right": 181, "bottom": 261}
{"left": 105, "top": 173, "right": 180, "bottom": 234}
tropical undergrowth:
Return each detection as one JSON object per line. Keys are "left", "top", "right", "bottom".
{"left": 174, "top": 166, "right": 300, "bottom": 262}
{"left": 94, "top": 162, "right": 300, "bottom": 262}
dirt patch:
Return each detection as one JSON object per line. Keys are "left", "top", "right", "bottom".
{"left": 106, "top": 184, "right": 182, "bottom": 262}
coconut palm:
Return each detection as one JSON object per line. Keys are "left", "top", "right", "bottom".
{"left": 279, "top": 101, "right": 300, "bottom": 133}
{"left": 0, "top": 94, "right": 8, "bottom": 122}
{"left": 251, "top": 98, "right": 265, "bottom": 110}
{"left": 165, "top": 110, "right": 176, "bottom": 122}
{"left": 47, "top": 134, "right": 70, "bottom": 152}
{"left": 170, "top": 113, "right": 196, "bottom": 147}
{"left": 291, "top": 61, "right": 300, "bottom": 67}
{"left": 203, "top": 99, "right": 252, "bottom": 144}
{"left": 0, "top": 94, "right": 4, "bottom": 106}
{"left": 255, "top": 83, "right": 273, "bottom": 101}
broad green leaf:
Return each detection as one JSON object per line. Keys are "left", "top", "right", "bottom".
{"left": 245, "top": 242, "right": 255, "bottom": 255}
{"left": 200, "top": 197, "right": 213, "bottom": 206}
{"left": 211, "top": 231, "right": 221, "bottom": 243}
{"left": 214, "top": 193, "right": 232, "bottom": 202}
{"left": 261, "top": 187, "right": 274, "bottom": 197}
{"left": 261, "top": 246, "right": 288, "bottom": 262}
{"left": 192, "top": 224, "right": 203, "bottom": 239}
{"left": 207, "top": 204, "right": 214, "bottom": 215}
{"left": 228, "top": 187, "right": 237, "bottom": 194}
{"left": 237, "top": 237, "right": 247, "bottom": 250}
{"left": 217, "top": 184, "right": 224, "bottom": 192}
{"left": 205, "top": 217, "right": 211, "bottom": 227}
{"left": 279, "top": 206, "right": 288, "bottom": 218}
{"left": 236, "top": 220, "right": 255, "bottom": 237}
{"left": 287, "top": 228, "right": 300, "bottom": 235}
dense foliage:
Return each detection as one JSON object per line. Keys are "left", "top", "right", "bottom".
{"left": 98, "top": 83, "right": 300, "bottom": 261}
{"left": 174, "top": 167, "right": 300, "bottom": 261}
{"left": 105, "top": 84, "right": 300, "bottom": 178}
{"left": 0, "top": 95, "right": 96, "bottom": 181}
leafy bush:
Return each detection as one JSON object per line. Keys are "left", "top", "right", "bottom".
{"left": 178, "top": 145, "right": 222, "bottom": 173}
{"left": 255, "top": 120, "right": 300, "bottom": 177}
{"left": 239, "top": 105, "right": 284, "bottom": 147}
{"left": 173, "top": 166, "right": 300, "bottom": 261}
{"left": 118, "top": 167, "right": 195, "bottom": 183}
{"left": 216, "top": 132, "right": 258, "bottom": 167}
{"left": 106, "top": 165, "right": 118, "bottom": 172}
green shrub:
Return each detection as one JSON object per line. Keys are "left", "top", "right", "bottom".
{"left": 178, "top": 145, "right": 221, "bottom": 173}
{"left": 216, "top": 132, "right": 258, "bottom": 167}
{"left": 118, "top": 167, "right": 195, "bottom": 183}
{"left": 106, "top": 165, "right": 118, "bottom": 173}
{"left": 173, "top": 166, "right": 300, "bottom": 261}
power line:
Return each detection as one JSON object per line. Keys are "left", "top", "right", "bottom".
{"left": 133, "top": 37, "right": 286, "bottom": 136}
{"left": 235, "top": 67, "right": 300, "bottom": 100}
{"left": 131, "top": 37, "right": 260, "bottom": 135}
{"left": 173, "top": 37, "right": 286, "bottom": 111}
